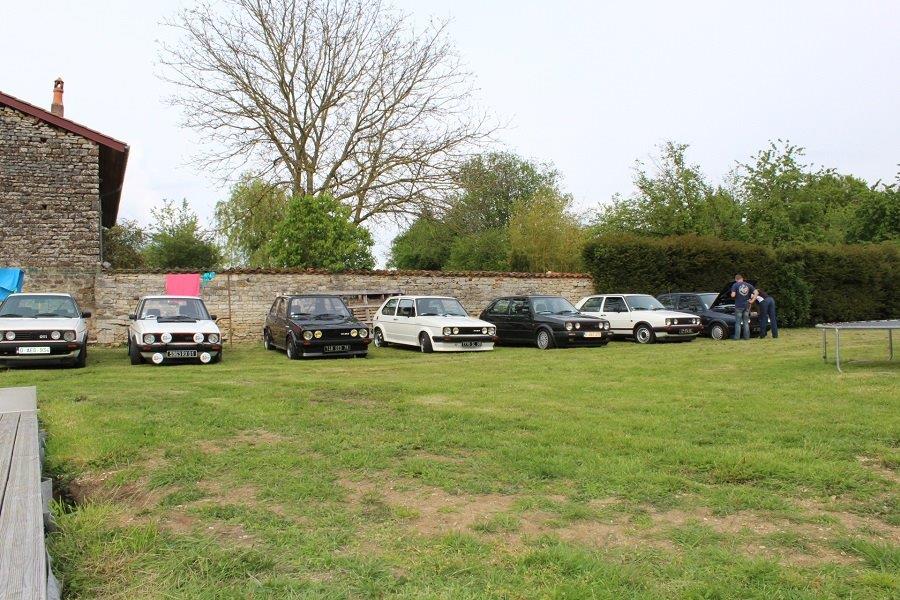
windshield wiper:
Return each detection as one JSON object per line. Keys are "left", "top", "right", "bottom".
{"left": 419, "top": 312, "right": 439, "bottom": 316}
{"left": 555, "top": 310, "right": 577, "bottom": 315}
{"left": 0, "top": 313, "right": 23, "bottom": 318}
{"left": 290, "top": 312, "right": 311, "bottom": 319}
{"left": 159, "top": 315, "right": 197, "bottom": 321}
{"left": 34, "top": 312, "right": 63, "bottom": 317}
{"left": 313, "top": 313, "right": 345, "bottom": 319}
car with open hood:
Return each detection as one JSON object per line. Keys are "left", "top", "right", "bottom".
{"left": 658, "top": 284, "right": 760, "bottom": 340}
{"left": 263, "top": 294, "right": 371, "bottom": 359}
{"left": 373, "top": 295, "right": 496, "bottom": 353}
{"left": 479, "top": 295, "right": 610, "bottom": 350}
{"left": 574, "top": 294, "right": 701, "bottom": 343}
{"left": 0, "top": 293, "right": 90, "bottom": 368}
{"left": 128, "top": 296, "right": 222, "bottom": 365}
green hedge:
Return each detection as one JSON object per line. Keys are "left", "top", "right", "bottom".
{"left": 582, "top": 234, "right": 898, "bottom": 326}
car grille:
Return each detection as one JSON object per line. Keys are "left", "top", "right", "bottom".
{"left": 3, "top": 330, "right": 55, "bottom": 341}
{"left": 671, "top": 318, "right": 696, "bottom": 325}
{"left": 324, "top": 329, "right": 357, "bottom": 339}
{"left": 456, "top": 327, "right": 487, "bottom": 335}
{"left": 170, "top": 333, "right": 200, "bottom": 343}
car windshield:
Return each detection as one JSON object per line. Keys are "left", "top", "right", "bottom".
{"left": 140, "top": 298, "right": 210, "bottom": 321}
{"left": 530, "top": 297, "right": 579, "bottom": 315}
{"left": 416, "top": 298, "right": 468, "bottom": 317}
{"left": 289, "top": 296, "right": 352, "bottom": 319}
{"left": 626, "top": 295, "right": 665, "bottom": 311}
{"left": 699, "top": 293, "right": 718, "bottom": 309}
{"left": 0, "top": 295, "right": 79, "bottom": 318}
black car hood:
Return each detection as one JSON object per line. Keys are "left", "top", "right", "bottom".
{"left": 711, "top": 280, "right": 757, "bottom": 308}
{"left": 289, "top": 316, "right": 364, "bottom": 329}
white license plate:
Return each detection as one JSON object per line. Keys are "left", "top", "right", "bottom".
{"left": 325, "top": 345, "right": 351, "bottom": 352}
{"left": 17, "top": 346, "right": 51, "bottom": 354}
{"left": 679, "top": 328, "right": 694, "bottom": 334}
{"left": 583, "top": 331, "right": 604, "bottom": 338}
{"left": 166, "top": 350, "right": 197, "bottom": 358}
{"left": 460, "top": 341, "right": 482, "bottom": 348}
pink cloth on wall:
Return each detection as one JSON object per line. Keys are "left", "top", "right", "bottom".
{"left": 165, "top": 273, "right": 201, "bottom": 296}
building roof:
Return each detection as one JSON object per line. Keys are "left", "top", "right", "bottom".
{"left": 0, "top": 90, "right": 129, "bottom": 228}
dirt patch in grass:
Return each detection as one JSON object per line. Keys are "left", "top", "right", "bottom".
{"left": 858, "top": 455, "right": 900, "bottom": 485}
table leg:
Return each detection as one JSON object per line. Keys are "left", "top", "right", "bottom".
{"left": 835, "top": 329, "right": 842, "bottom": 373}
{"left": 889, "top": 330, "right": 894, "bottom": 361}
{"left": 822, "top": 329, "right": 827, "bottom": 362}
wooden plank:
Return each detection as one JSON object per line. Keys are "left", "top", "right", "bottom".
{"left": 0, "top": 386, "right": 37, "bottom": 414}
{"left": 0, "top": 413, "right": 19, "bottom": 509}
{"left": 0, "top": 412, "right": 47, "bottom": 599}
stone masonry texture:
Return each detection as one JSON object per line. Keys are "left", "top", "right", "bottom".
{"left": 0, "top": 105, "right": 101, "bottom": 267}
{"left": 21, "top": 268, "right": 595, "bottom": 345}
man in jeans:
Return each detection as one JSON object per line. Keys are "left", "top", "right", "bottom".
{"left": 756, "top": 289, "right": 779, "bottom": 338}
{"left": 730, "top": 274, "right": 756, "bottom": 340}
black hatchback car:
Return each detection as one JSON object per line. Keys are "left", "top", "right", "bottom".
{"left": 263, "top": 294, "right": 371, "bottom": 359}
{"left": 479, "top": 295, "right": 610, "bottom": 349}
{"left": 658, "top": 284, "right": 759, "bottom": 340}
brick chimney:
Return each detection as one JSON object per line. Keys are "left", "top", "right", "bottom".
{"left": 51, "top": 77, "right": 64, "bottom": 117}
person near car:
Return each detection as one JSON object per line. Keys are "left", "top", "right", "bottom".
{"left": 755, "top": 289, "right": 778, "bottom": 339}
{"left": 729, "top": 274, "right": 756, "bottom": 340}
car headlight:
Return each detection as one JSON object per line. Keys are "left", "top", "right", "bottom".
{"left": 665, "top": 319, "right": 672, "bottom": 326}
{"left": 604, "top": 322, "right": 610, "bottom": 330}
{"left": 50, "top": 330, "right": 61, "bottom": 340}
{"left": 4, "top": 331, "right": 14, "bottom": 341}
{"left": 64, "top": 331, "right": 76, "bottom": 342}
{"left": 161, "top": 332, "right": 173, "bottom": 343}
{"left": 303, "top": 331, "right": 313, "bottom": 340}
{"left": 694, "top": 318, "right": 700, "bottom": 325}
{"left": 565, "top": 322, "right": 574, "bottom": 331}
{"left": 143, "top": 334, "right": 155, "bottom": 344}
{"left": 359, "top": 329, "right": 368, "bottom": 338}
{"left": 350, "top": 329, "right": 358, "bottom": 337}
{"left": 481, "top": 327, "right": 488, "bottom": 334}
{"left": 575, "top": 322, "right": 581, "bottom": 329}
{"left": 314, "top": 330, "right": 323, "bottom": 339}
{"left": 208, "top": 333, "right": 220, "bottom": 343}
{"left": 452, "top": 327, "right": 459, "bottom": 334}
{"left": 489, "top": 327, "right": 496, "bottom": 335}
{"left": 443, "top": 327, "right": 452, "bottom": 336}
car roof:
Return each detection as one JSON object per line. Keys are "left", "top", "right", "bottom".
{"left": 587, "top": 293, "right": 652, "bottom": 297}
{"left": 389, "top": 295, "right": 456, "bottom": 300}
{"left": 660, "top": 292, "right": 717, "bottom": 295}
{"left": 281, "top": 293, "right": 345, "bottom": 298}
{"left": 141, "top": 295, "right": 202, "bottom": 300}
{"left": 4, "top": 292, "right": 73, "bottom": 298}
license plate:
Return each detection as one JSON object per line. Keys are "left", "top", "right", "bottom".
{"left": 17, "top": 346, "right": 50, "bottom": 354}
{"left": 166, "top": 350, "right": 197, "bottom": 358}
{"left": 460, "top": 341, "right": 482, "bottom": 348}
{"left": 583, "top": 331, "right": 604, "bottom": 338}
{"left": 679, "top": 328, "right": 694, "bottom": 334}
{"left": 325, "top": 345, "right": 351, "bottom": 352}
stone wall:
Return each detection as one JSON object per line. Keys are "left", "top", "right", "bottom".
{"left": 23, "top": 268, "right": 594, "bottom": 344}
{"left": 0, "top": 105, "right": 101, "bottom": 267}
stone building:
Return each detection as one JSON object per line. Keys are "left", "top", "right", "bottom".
{"left": 0, "top": 79, "right": 129, "bottom": 268}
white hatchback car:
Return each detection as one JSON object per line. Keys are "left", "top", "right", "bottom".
{"left": 575, "top": 294, "right": 702, "bottom": 344}
{"left": 372, "top": 295, "right": 496, "bottom": 352}
{"left": 128, "top": 296, "right": 222, "bottom": 365}
{"left": 0, "top": 293, "right": 90, "bottom": 368}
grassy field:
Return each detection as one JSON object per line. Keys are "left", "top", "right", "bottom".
{"left": 3, "top": 329, "right": 899, "bottom": 599}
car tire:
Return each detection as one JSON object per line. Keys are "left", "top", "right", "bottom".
{"left": 419, "top": 332, "right": 434, "bottom": 353}
{"left": 128, "top": 338, "right": 144, "bottom": 365}
{"left": 709, "top": 323, "right": 727, "bottom": 341}
{"left": 286, "top": 336, "right": 301, "bottom": 360}
{"left": 73, "top": 345, "right": 87, "bottom": 368}
{"left": 263, "top": 330, "right": 274, "bottom": 351}
{"left": 373, "top": 328, "right": 387, "bottom": 348}
{"left": 535, "top": 328, "right": 553, "bottom": 350}
{"left": 634, "top": 324, "right": 655, "bottom": 344}
{"left": 211, "top": 352, "right": 222, "bottom": 364}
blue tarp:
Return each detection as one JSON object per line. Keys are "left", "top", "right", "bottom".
{"left": 0, "top": 268, "right": 25, "bottom": 301}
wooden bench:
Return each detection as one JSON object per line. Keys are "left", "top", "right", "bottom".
{"left": 0, "top": 386, "right": 60, "bottom": 600}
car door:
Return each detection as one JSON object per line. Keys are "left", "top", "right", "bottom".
{"left": 506, "top": 298, "right": 532, "bottom": 342}
{"left": 395, "top": 299, "right": 416, "bottom": 345}
{"left": 272, "top": 297, "right": 290, "bottom": 347}
{"left": 601, "top": 296, "right": 631, "bottom": 335}
{"left": 378, "top": 298, "right": 400, "bottom": 343}
{"left": 578, "top": 296, "right": 604, "bottom": 317}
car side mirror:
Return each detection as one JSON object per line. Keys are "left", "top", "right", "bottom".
{"left": 128, "top": 313, "right": 136, "bottom": 320}
{"left": 209, "top": 314, "right": 217, "bottom": 321}
{"left": 81, "top": 311, "right": 92, "bottom": 318}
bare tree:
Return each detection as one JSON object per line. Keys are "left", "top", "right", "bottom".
{"left": 160, "top": 0, "right": 494, "bottom": 223}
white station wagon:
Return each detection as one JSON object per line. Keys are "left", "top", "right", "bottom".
{"left": 575, "top": 293, "right": 702, "bottom": 344}
{"left": 372, "top": 295, "right": 496, "bottom": 353}
{"left": 0, "top": 293, "right": 90, "bottom": 368}
{"left": 128, "top": 295, "right": 222, "bottom": 365}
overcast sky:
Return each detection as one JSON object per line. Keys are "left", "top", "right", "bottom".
{"left": 2, "top": 1, "right": 898, "bottom": 264}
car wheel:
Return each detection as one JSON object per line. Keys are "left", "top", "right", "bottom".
{"left": 535, "top": 328, "right": 553, "bottom": 350}
{"left": 373, "top": 328, "right": 387, "bottom": 348}
{"left": 286, "top": 336, "right": 301, "bottom": 360}
{"left": 128, "top": 338, "right": 144, "bottom": 365}
{"left": 709, "top": 323, "right": 726, "bottom": 341}
{"left": 263, "top": 330, "right": 274, "bottom": 351}
{"left": 211, "top": 352, "right": 222, "bottom": 364}
{"left": 419, "top": 332, "right": 434, "bottom": 353}
{"left": 73, "top": 345, "right": 87, "bottom": 368}
{"left": 634, "top": 324, "right": 655, "bottom": 344}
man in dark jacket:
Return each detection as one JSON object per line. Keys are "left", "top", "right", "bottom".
{"left": 756, "top": 289, "right": 778, "bottom": 338}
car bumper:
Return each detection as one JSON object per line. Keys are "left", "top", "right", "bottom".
{"left": 652, "top": 325, "right": 702, "bottom": 338}
{"left": 431, "top": 339, "right": 495, "bottom": 352}
{"left": 553, "top": 331, "right": 610, "bottom": 346}
{"left": 298, "top": 339, "right": 370, "bottom": 357}
{"left": 139, "top": 343, "right": 222, "bottom": 363}
{"left": 0, "top": 341, "right": 84, "bottom": 362}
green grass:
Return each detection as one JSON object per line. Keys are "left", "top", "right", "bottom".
{"left": 4, "top": 329, "right": 899, "bottom": 598}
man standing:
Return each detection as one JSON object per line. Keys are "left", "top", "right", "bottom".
{"left": 730, "top": 274, "right": 756, "bottom": 340}
{"left": 756, "top": 289, "right": 779, "bottom": 339}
